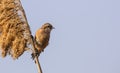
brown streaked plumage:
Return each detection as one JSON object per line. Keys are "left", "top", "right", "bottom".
{"left": 32, "top": 23, "right": 54, "bottom": 59}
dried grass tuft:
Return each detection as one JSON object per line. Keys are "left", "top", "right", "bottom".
{"left": 0, "top": 0, "right": 31, "bottom": 59}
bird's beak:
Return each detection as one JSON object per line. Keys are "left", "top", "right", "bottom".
{"left": 52, "top": 27, "right": 55, "bottom": 29}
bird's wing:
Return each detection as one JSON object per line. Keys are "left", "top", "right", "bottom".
{"left": 0, "top": 0, "right": 31, "bottom": 59}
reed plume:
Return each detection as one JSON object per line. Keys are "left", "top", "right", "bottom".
{"left": 0, "top": 0, "right": 31, "bottom": 59}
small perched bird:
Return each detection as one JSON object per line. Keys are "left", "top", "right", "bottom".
{"left": 32, "top": 23, "right": 54, "bottom": 59}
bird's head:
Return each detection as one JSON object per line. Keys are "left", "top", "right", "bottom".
{"left": 41, "top": 23, "right": 54, "bottom": 33}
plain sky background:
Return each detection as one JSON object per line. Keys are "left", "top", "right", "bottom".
{"left": 1, "top": 0, "right": 120, "bottom": 73}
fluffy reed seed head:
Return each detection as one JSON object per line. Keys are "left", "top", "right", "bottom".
{"left": 0, "top": 0, "right": 31, "bottom": 59}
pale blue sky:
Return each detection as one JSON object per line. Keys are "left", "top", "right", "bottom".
{"left": 1, "top": 0, "right": 120, "bottom": 73}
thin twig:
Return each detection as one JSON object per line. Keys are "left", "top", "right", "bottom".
{"left": 30, "top": 37, "right": 43, "bottom": 73}
{"left": 30, "top": 35, "right": 43, "bottom": 73}
{"left": 18, "top": 0, "right": 43, "bottom": 73}
{"left": 35, "top": 56, "right": 43, "bottom": 73}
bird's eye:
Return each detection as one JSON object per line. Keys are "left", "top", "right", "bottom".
{"left": 47, "top": 26, "right": 50, "bottom": 28}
